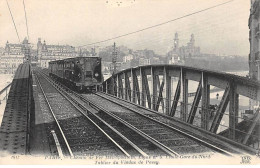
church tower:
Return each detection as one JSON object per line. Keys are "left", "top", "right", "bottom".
{"left": 190, "top": 34, "right": 195, "bottom": 47}
{"left": 173, "top": 32, "right": 179, "bottom": 51}
{"left": 37, "top": 38, "right": 42, "bottom": 59}
{"left": 5, "top": 41, "right": 10, "bottom": 54}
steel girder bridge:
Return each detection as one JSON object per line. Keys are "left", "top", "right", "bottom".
{"left": 102, "top": 64, "right": 260, "bottom": 154}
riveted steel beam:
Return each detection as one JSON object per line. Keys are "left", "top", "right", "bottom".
{"left": 170, "top": 78, "right": 181, "bottom": 117}
{"left": 187, "top": 79, "right": 202, "bottom": 124}
{"left": 124, "top": 72, "right": 128, "bottom": 100}
{"left": 229, "top": 82, "right": 239, "bottom": 140}
{"left": 132, "top": 70, "right": 137, "bottom": 103}
{"left": 243, "top": 108, "right": 260, "bottom": 144}
{"left": 132, "top": 70, "right": 140, "bottom": 105}
{"left": 112, "top": 75, "right": 117, "bottom": 97}
{"left": 141, "top": 69, "right": 151, "bottom": 109}
{"left": 155, "top": 80, "right": 164, "bottom": 111}
{"left": 140, "top": 68, "right": 146, "bottom": 107}
{"left": 104, "top": 81, "right": 107, "bottom": 93}
{"left": 131, "top": 68, "right": 134, "bottom": 102}
{"left": 165, "top": 68, "right": 172, "bottom": 115}
{"left": 125, "top": 72, "right": 131, "bottom": 101}
{"left": 181, "top": 69, "right": 188, "bottom": 122}
{"left": 152, "top": 67, "right": 158, "bottom": 110}
{"left": 104, "top": 65, "right": 260, "bottom": 101}
{"left": 114, "top": 76, "right": 117, "bottom": 96}
{"left": 116, "top": 74, "right": 119, "bottom": 97}
{"left": 201, "top": 72, "right": 210, "bottom": 130}
{"left": 108, "top": 78, "right": 113, "bottom": 95}
{"left": 210, "top": 85, "right": 230, "bottom": 133}
{"left": 118, "top": 75, "right": 123, "bottom": 99}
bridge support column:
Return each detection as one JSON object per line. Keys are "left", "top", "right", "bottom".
{"left": 243, "top": 108, "right": 260, "bottom": 144}
{"left": 126, "top": 72, "right": 131, "bottom": 101}
{"left": 155, "top": 76, "right": 164, "bottom": 112}
{"left": 170, "top": 78, "right": 181, "bottom": 117}
{"left": 152, "top": 67, "right": 158, "bottom": 110}
{"left": 125, "top": 72, "right": 128, "bottom": 100}
{"left": 131, "top": 69, "right": 134, "bottom": 103}
{"left": 116, "top": 74, "right": 119, "bottom": 97}
{"left": 105, "top": 81, "right": 108, "bottom": 94}
{"left": 187, "top": 79, "right": 202, "bottom": 124}
{"left": 118, "top": 75, "right": 123, "bottom": 99}
{"left": 140, "top": 68, "right": 146, "bottom": 107}
{"left": 132, "top": 70, "right": 139, "bottom": 104}
{"left": 111, "top": 76, "right": 116, "bottom": 95}
{"left": 109, "top": 78, "right": 113, "bottom": 95}
{"left": 229, "top": 82, "right": 239, "bottom": 140}
{"left": 210, "top": 85, "right": 230, "bottom": 133}
{"left": 201, "top": 72, "right": 210, "bottom": 130}
{"left": 180, "top": 68, "right": 188, "bottom": 121}
{"left": 165, "top": 67, "right": 171, "bottom": 115}
{"left": 140, "top": 68, "right": 151, "bottom": 109}
{"left": 114, "top": 75, "right": 117, "bottom": 97}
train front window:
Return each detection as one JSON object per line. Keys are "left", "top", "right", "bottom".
{"left": 86, "top": 71, "right": 92, "bottom": 77}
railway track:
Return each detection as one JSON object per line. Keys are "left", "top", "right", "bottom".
{"left": 91, "top": 92, "right": 234, "bottom": 156}
{"left": 36, "top": 71, "right": 181, "bottom": 157}
{"left": 38, "top": 70, "right": 184, "bottom": 157}
{"left": 35, "top": 72, "right": 140, "bottom": 157}
{"left": 39, "top": 70, "right": 232, "bottom": 157}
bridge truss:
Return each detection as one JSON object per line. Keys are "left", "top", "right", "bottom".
{"left": 102, "top": 65, "right": 260, "bottom": 152}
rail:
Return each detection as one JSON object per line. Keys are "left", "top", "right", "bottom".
{"left": 102, "top": 64, "right": 260, "bottom": 152}
{"left": 37, "top": 71, "right": 146, "bottom": 157}
{"left": 39, "top": 70, "right": 185, "bottom": 157}
{"left": 35, "top": 74, "right": 74, "bottom": 157}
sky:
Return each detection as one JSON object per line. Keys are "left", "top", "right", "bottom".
{"left": 0, "top": 0, "right": 251, "bottom": 56}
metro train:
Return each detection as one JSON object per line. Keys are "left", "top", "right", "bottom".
{"left": 48, "top": 57, "right": 103, "bottom": 92}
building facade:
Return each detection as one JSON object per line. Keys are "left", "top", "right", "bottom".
{"left": 167, "top": 33, "right": 200, "bottom": 64}
{"left": 167, "top": 32, "right": 183, "bottom": 64}
{"left": 123, "top": 50, "right": 134, "bottom": 63}
{"left": 249, "top": 0, "right": 260, "bottom": 80}
{"left": 0, "top": 38, "right": 30, "bottom": 74}
{"left": 37, "top": 38, "right": 78, "bottom": 68}
{"left": 179, "top": 34, "right": 200, "bottom": 59}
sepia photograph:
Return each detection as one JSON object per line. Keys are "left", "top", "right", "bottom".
{"left": 0, "top": 0, "right": 259, "bottom": 165}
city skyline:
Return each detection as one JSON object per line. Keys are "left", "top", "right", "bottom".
{"left": 0, "top": 0, "right": 250, "bottom": 56}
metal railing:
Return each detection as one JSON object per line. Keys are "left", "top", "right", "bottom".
{"left": 104, "top": 85, "right": 260, "bottom": 151}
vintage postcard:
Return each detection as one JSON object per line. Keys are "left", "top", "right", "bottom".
{"left": 0, "top": 0, "right": 259, "bottom": 165}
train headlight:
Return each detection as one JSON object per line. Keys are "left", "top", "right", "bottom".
{"left": 95, "top": 73, "right": 99, "bottom": 77}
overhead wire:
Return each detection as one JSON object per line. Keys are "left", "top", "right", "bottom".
{"left": 6, "top": 0, "right": 20, "bottom": 43}
{"left": 96, "top": 4, "right": 246, "bottom": 54}
{"left": 23, "top": 0, "right": 29, "bottom": 41}
{"left": 79, "top": 0, "right": 235, "bottom": 47}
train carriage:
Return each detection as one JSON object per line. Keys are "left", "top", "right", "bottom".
{"left": 49, "top": 57, "right": 103, "bottom": 92}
